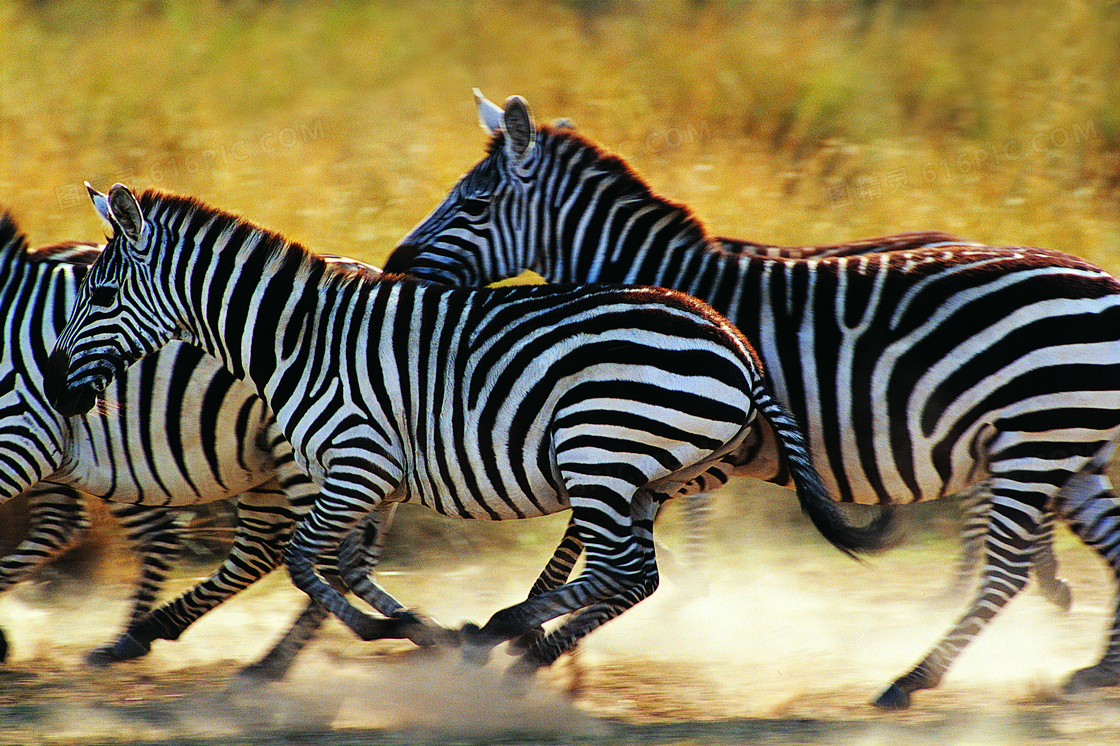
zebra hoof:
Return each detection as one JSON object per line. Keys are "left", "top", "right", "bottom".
{"left": 1063, "top": 664, "right": 1120, "bottom": 694}
{"left": 85, "top": 644, "right": 117, "bottom": 668}
{"left": 509, "top": 626, "right": 546, "bottom": 654}
{"left": 234, "top": 659, "right": 289, "bottom": 686}
{"left": 460, "top": 623, "right": 494, "bottom": 666}
{"left": 1043, "top": 580, "right": 1073, "bottom": 614}
{"left": 872, "top": 683, "right": 912, "bottom": 710}
{"left": 113, "top": 634, "right": 151, "bottom": 661}
{"left": 393, "top": 610, "right": 460, "bottom": 648}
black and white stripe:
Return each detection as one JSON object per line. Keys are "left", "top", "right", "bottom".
{"left": 0, "top": 212, "right": 377, "bottom": 679}
{"left": 45, "top": 184, "right": 890, "bottom": 675}
{"left": 381, "top": 91, "right": 1120, "bottom": 706}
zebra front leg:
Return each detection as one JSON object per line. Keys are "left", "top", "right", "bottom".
{"left": 284, "top": 472, "right": 412, "bottom": 643}
{"left": 239, "top": 527, "right": 351, "bottom": 683}
{"left": 0, "top": 486, "right": 90, "bottom": 663}
{"left": 336, "top": 503, "right": 456, "bottom": 647}
{"left": 874, "top": 485, "right": 1044, "bottom": 709}
{"left": 91, "top": 487, "right": 294, "bottom": 665}
{"left": 1030, "top": 512, "right": 1072, "bottom": 612}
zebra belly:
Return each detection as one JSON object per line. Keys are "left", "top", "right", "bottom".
{"left": 402, "top": 440, "right": 569, "bottom": 520}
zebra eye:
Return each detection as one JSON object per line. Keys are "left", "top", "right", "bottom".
{"left": 90, "top": 285, "right": 117, "bottom": 307}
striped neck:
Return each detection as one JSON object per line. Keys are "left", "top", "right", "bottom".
{"left": 138, "top": 192, "right": 335, "bottom": 409}
{"left": 537, "top": 131, "right": 714, "bottom": 287}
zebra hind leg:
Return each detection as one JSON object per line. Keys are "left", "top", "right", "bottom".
{"left": 1052, "top": 455, "right": 1120, "bottom": 693}
{"left": 942, "top": 484, "right": 988, "bottom": 602}
{"left": 873, "top": 478, "right": 1044, "bottom": 709}
{"left": 462, "top": 491, "right": 660, "bottom": 676}
{"left": 86, "top": 502, "right": 182, "bottom": 665}
{"left": 946, "top": 486, "right": 1071, "bottom": 611}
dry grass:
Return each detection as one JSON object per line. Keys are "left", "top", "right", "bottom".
{"left": 0, "top": 0, "right": 1118, "bottom": 271}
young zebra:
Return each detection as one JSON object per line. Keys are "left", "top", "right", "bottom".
{"left": 0, "top": 210, "right": 396, "bottom": 679}
{"left": 44, "top": 183, "right": 892, "bottom": 678}
{"left": 380, "top": 91, "right": 1120, "bottom": 707}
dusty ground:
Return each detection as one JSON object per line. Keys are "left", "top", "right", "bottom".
{"left": 3, "top": 510, "right": 1120, "bottom": 746}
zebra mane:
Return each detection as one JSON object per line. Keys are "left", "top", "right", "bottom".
{"left": 0, "top": 212, "right": 30, "bottom": 264}
{"left": 136, "top": 189, "right": 360, "bottom": 284}
{"left": 488, "top": 126, "right": 715, "bottom": 249}
{"left": 0, "top": 211, "right": 100, "bottom": 267}
{"left": 26, "top": 241, "right": 102, "bottom": 265}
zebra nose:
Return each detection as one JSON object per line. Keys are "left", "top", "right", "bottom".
{"left": 43, "top": 348, "right": 97, "bottom": 418}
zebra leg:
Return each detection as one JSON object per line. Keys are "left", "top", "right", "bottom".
{"left": 509, "top": 516, "right": 585, "bottom": 653}
{"left": 85, "top": 502, "right": 183, "bottom": 664}
{"left": 0, "top": 485, "right": 89, "bottom": 663}
{"left": 0, "top": 486, "right": 90, "bottom": 593}
{"left": 1052, "top": 455, "right": 1120, "bottom": 693}
{"left": 337, "top": 502, "right": 454, "bottom": 647}
{"left": 943, "top": 484, "right": 988, "bottom": 601}
{"left": 92, "top": 485, "right": 294, "bottom": 665}
{"left": 510, "top": 496, "right": 660, "bottom": 679}
{"left": 874, "top": 481, "right": 1047, "bottom": 709}
{"left": 680, "top": 491, "right": 714, "bottom": 593}
{"left": 461, "top": 490, "right": 660, "bottom": 668}
{"left": 946, "top": 484, "right": 1071, "bottom": 611}
{"left": 237, "top": 539, "right": 345, "bottom": 683}
{"left": 1030, "top": 511, "right": 1072, "bottom": 612}
{"left": 283, "top": 473, "right": 414, "bottom": 643}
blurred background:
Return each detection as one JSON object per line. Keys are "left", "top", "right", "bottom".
{"left": 1, "top": 0, "right": 1118, "bottom": 580}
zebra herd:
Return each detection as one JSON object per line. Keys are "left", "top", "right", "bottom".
{"left": 1, "top": 90, "right": 1117, "bottom": 711}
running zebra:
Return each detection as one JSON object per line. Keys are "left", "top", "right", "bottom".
{"left": 380, "top": 91, "right": 1120, "bottom": 706}
{"left": 0, "top": 210, "right": 393, "bottom": 679}
{"left": 45, "top": 184, "right": 891, "bottom": 677}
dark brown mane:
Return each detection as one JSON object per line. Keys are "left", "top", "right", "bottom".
{"left": 487, "top": 125, "right": 714, "bottom": 246}
{"left": 135, "top": 189, "right": 380, "bottom": 289}
{"left": 137, "top": 188, "right": 314, "bottom": 267}
{"left": 26, "top": 240, "right": 103, "bottom": 265}
{"left": 138, "top": 189, "right": 304, "bottom": 255}
{"left": 0, "top": 211, "right": 101, "bottom": 266}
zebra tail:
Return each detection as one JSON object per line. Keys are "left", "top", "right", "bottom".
{"left": 753, "top": 384, "right": 901, "bottom": 558}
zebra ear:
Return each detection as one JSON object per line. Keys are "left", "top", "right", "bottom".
{"left": 86, "top": 183, "right": 112, "bottom": 227}
{"left": 474, "top": 88, "right": 505, "bottom": 136}
{"left": 502, "top": 95, "right": 535, "bottom": 164}
{"left": 107, "top": 183, "right": 145, "bottom": 246}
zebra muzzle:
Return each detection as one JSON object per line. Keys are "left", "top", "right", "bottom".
{"left": 44, "top": 348, "right": 101, "bottom": 418}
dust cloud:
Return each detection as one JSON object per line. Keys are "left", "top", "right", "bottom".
{"left": 3, "top": 506, "right": 1120, "bottom": 745}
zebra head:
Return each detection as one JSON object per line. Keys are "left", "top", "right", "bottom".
{"left": 384, "top": 89, "right": 548, "bottom": 285}
{"left": 46, "top": 183, "right": 177, "bottom": 417}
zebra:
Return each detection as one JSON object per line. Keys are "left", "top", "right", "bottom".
{"left": 44, "top": 183, "right": 893, "bottom": 680}
{"left": 708, "top": 233, "right": 1071, "bottom": 608}
{"left": 0, "top": 210, "right": 404, "bottom": 679}
{"left": 379, "top": 90, "right": 1120, "bottom": 707}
